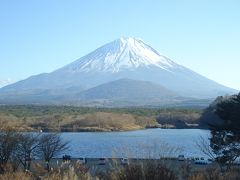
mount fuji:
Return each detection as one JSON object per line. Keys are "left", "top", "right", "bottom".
{"left": 0, "top": 37, "right": 237, "bottom": 106}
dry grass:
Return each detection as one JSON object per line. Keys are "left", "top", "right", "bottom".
{"left": 62, "top": 112, "right": 157, "bottom": 131}
{"left": 0, "top": 111, "right": 158, "bottom": 132}
{"left": 0, "top": 171, "right": 33, "bottom": 180}
{"left": 0, "top": 113, "right": 31, "bottom": 131}
{"left": 188, "top": 167, "right": 240, "bottom": 180}
{"left": 0, "top": 163, "right": 239, "bottom": 180}
{"left": 99, "top": 162, "right": 177, "bottom": 180}
{"left": 0, "top": 105, "right": 202, "bottom": 131}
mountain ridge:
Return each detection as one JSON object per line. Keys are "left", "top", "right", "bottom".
{"left": 76, "top": 78, "right": 178, "bottom": 100}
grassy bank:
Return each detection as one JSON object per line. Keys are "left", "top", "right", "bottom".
{"left": 0, "top": 105, "right": 202, "bottom": 132}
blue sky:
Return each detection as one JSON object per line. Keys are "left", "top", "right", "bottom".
{"left": 0, "top": 0, "right": 239, "bottom": 90}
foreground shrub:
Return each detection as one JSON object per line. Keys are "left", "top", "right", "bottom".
{"left": 0, "top": 171, "right": 33, "bottom": 180}
{"left": 106, "top": 162, "right": 176, "bottom": 180}
{"left": 223, "top": 168, "right": 240, "bottom": 180}
{"left": 44, "top": 163, "right": 91, "bottom": 180}
{"left": 188, "top": 167, "right": 240, "bottom": 180}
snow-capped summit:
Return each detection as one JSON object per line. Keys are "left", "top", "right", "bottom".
{"left": 0, "top": 37, "right": 237, "bottom": 106}
{"left": 59, "top": 37, "right": 178, "bottom": 73}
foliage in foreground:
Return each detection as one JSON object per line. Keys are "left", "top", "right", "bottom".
{"left": 0, "top": 162, "right": 240, "bottom": 180}
{"left": 209, "top": 93, "right": 240, "bottom": 169}
{"left": 0, "top": 130, "right": 68, "bottom": 173}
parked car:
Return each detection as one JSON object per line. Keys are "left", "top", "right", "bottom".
{"left": 99, "top": 158, "right": 106, "bottom": 165}
{"left": 121, "top": 158, "right": 129, "bottom": 165}
{"left": 189, "top": 157, "right": 195, "bottom": 161}
{"left": 194, "top": 158, "right": 210, "bottom": 165}
{"left": 62, "top": 155, "right": 71, "bottom": 162}
{"left": 178, "top": 155, "right": 185, "bottom": 161}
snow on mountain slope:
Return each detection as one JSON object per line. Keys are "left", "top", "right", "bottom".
{"left": 58, "top": 37, "right": 179, "bottom": 73}
{"left": 0, "top": 78, "right": 15, "bottom": 88}
{"left": 0, "top": 37, "right": 237, "bottom": 105}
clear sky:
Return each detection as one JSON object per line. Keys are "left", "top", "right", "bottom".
{"left": 0, "top": 0, "right": 239, "bottom": 90}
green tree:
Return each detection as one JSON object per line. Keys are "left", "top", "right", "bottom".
{"left": 209, "top": 93, "right": 240, "bottom": 170}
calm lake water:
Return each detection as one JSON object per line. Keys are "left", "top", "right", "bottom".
{"left": 61, "top": 129, "right": 211, "bottom": 159}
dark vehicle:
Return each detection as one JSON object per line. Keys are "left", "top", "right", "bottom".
{"left": 79, "top": 157, "right": 86, "bottom": 164}
{"left": 98, "top": 158, "right": 106, "bottom": 165}
{"left": 62, "top": 155, "right": 71, "bottom": 162}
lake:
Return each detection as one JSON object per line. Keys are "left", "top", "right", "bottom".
{"left": 61, "top": 129, "right": 211, "bottom": 159}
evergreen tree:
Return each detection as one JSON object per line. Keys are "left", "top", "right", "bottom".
{"left": 209, "top": 93, "right": 240, "bottom": 169}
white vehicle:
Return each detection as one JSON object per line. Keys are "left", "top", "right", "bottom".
{"left": 194, "top": 158, "right": 210, "bottom": 165}
{"left": 121, "top": 158, "right": 129, "bottom": 165}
